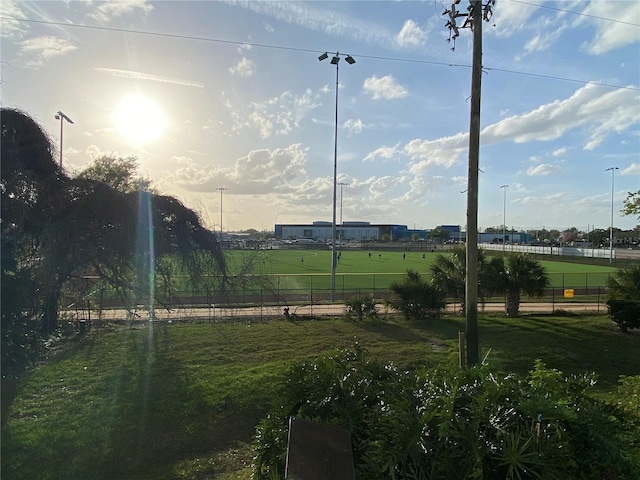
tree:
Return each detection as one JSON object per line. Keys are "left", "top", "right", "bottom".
{"left": 387, "top": 270, "right": 446, "bottom": 321}
{"left": 76, "top": 154, "right": 143, "bottom": 193}
{"left": 588, "top": 228, "right": 609, "bottom": 248}
{"left": 606, "top": 264, "right": 640, "bottom": 332}
{"left": 501, "top": 253, "right": 549, "bottom": 317}
{"left": 622, "top": 190, "right": 640, "bottom": 221}
{"left": 428, "top": 226, "right": 451, "bottom": 243}
{"left": 429, "top": 246, "right": 502, "bottom": 313}
{"left": 1, "top": 108, "right": 227, "bottom": 373}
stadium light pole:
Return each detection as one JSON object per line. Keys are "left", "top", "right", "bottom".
{"left": 500, "top": 184, "right": 508, "bottom": 253}
{"left": 216, "top": 187, "right": 227, "bottom": 238}
{"left": 338, "top": 182, "right": 349, "bottom": 244}
{"left": 55, "top": 111, "right": 74, "bottom": 169}
{"left": 605, "top": 167, "right": 618, "bottom": 264}
{"left": 319, "top": 51, "right": 356, "bottom": 301}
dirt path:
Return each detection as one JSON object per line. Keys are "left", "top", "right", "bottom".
{"left": 70, "top": 301, "right": 606, "bottom": 322}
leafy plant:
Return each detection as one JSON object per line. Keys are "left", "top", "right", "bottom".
{"left": 387, "top": 269, "right": 446, "bottom": 321}
{"left": 607, "top": 264, "right": 640, "bottom": 332}
{"left": 344, "top": 295, "right": 378, "bottom": 321}
{"left": 429, "top": 246, "right": 504, "bottom": 314}
{"left": 501, "top": 253, "right": 549, "bottom": 317}
{"left": 252, "top": 348, "right": 640, "bottom": 479}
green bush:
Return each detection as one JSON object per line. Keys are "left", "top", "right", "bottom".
{"left": 344, "top": 295, "right": 377, "bottom": 321}
{"left": 607, "top": 265, "right": 640, "bottom": 332}
{"left": 252, "top": 347, "right": 640, "bottom": 479}
{"left": 607, "top": 299, "right": 640, "bottom": 332}
{"left": 387, "top": 269, "right": 446, "bottom": 321}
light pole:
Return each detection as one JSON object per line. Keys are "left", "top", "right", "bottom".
{"left": 338, "top": 182, "right": 349, "bottom": 243}
{"left": 319, "top": 51, "right": 355, "bottom": 301}
{"left": 605, "top": 167, "right": 618, "bottom": 264}
{"left": 500, "top": 184, "right": 508, "bottom": 253}
{"left": 55, "top": 111, "right": 74, "bottom": 169}
{"left": 216, "top": 187, "right": 227, "bottom": 239}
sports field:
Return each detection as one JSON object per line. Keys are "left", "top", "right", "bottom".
{"left": 224, "top": 249, "right": 617, "bottom": 292}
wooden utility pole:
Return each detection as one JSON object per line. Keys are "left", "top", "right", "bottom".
{"left": 443, "top": 0, "right": 493, "bottom": 366}
{"left": 465, "top": 0, "right": 483, "bottom": 367}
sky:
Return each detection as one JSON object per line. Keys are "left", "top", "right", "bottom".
{"left": 1, "top": 0, "right": 639, "bottom": 234}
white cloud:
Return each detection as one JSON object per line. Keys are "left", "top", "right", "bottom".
{"left": 94, "top": 68, "right": 204, "bottom": 87}
{"left": 552, "top": 147, "right": 567, "bottom": 157}
{"left": 19, "top": 36, "right": 77, "bottom": 66}
{"left": 363, "top": 75, "right": 408, "bottom": 100}
{"left": 173, "top": 144, "right": 308, "bottom": 195}
{"left": 0, "top": 0, "right": 28, "bottom": 39}
{"left": 578, "top": 1, "right": 640, "bottom": 54}
{"left": 225, "top": 88, "right": 322, "bottom": 138}
{"left": 527, "top": 164, "right": 560, "bottom": 176}
{"left": 492, "top": 0, "right": 541, "bottom": 38}
{"left": 363, "top": 143, "right": 400, "bottom": 162}
{"left": 229, "top": 57, "right": 255, "bottom": 77}
{"left": 523, "top": 22, "right": 566, "bottom": 53}
{"left": 404, "top": 132, "right": 468, "bottom": 173}
{"left": 621, "top": 163, "right": 640, "bottom": 176}
{"left": 88, "top": 0, "right": 154, "bottom": 23}
{"left": 343, "top": 118, "right": 364, "bottom": 134}
{"left": 225, "top": 1, "right": 402, "bottom": 50}
{"left": 395, "top": 19, "right": 427, "bottom": 47}
{"left": 480, "top": 84, "right": 640, "bottom": 150}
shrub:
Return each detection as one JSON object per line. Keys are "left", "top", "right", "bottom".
{"left": 387, "top": 270, "right": 446, "bottom": 321}
{"left": 252, "top": 347, "right": 640, "bottom": 479}
{"left": 607, "top": 299, "right": 640, "bottom": 332}
{"left": 344, "top": 295, "right": 377, "bottom": 321}
{"left": 607, "top": 265, "right": 640, "bottom": 332}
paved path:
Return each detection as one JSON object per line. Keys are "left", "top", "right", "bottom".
{"left": 72, "top": 301, "right": 606, "bottom": 322}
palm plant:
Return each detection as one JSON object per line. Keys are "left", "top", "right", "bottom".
{"left": 387, "top": 269, "right": 446, "bottom": 321}
{"left": 502, "top": 253, "right": 549, "bottom": 317}
{"left": 429, "top": 246, "right": 502, "bottom": 313}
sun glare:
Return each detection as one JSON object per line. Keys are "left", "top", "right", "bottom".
{"left": 114, "top": 94, "right": 166, "bottom": 144}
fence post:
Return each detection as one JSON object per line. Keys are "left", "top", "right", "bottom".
{"left": 458, "top": 331, "right": 466, "bottom": 369}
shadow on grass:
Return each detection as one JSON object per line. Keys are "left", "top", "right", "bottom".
{"left": 478, "top": 314, "right": 640, "bottom": 390}
{"left": 1, "top": 323, "right": 268, "bottom": 480}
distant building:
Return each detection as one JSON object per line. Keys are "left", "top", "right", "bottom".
{"left": 274, "top": 221, "right": 427, "bottom": 242}
{"left": 274, "top": 222, "right": 532, "bottom": 244}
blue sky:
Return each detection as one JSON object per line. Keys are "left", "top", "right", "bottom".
{"left": 1, "top": 0, "right": 639, "bottom": 233}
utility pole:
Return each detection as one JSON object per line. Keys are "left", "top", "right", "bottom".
{"left": 444, "top": 0, "right": 494, "bottom": 367}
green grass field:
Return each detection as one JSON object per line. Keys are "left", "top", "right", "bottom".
{"left": 221, "top": 249, "right": 618, "bottom": 291}
{"left": 3, "top": 313, "right": 638, "bottom": 479}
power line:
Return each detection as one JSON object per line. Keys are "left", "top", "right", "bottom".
{"left": 2, "top": 15, "right": 638, "bottom": 92}
{"left": 508, "top": 0, "right": 640, "bottom": 27}
{"left": 483, "top": 67, "right": 639, "bottom": 92}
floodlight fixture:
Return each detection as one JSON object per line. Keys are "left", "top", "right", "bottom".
{"left": 318, "top": 52, "right": 329, "bottom": 61}
{"left": 330, "top": 55, "right": 339, "bottom": 65}
{"left": 345, "top": 55, "right": 356, "bottom": 65}
{"left": 55, "top": 111, "right": 74, "bottom": 124}
{"left": 55, "top": 110, "right": 74, "bottom": 168}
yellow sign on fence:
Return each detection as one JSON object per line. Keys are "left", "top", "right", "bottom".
{"left": 564, "top": 289, "right": 574, "bottom": 298}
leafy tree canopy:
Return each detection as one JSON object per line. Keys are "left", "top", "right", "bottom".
{"left": 622, "top": 190, "right": 640, "bottom": 221}
{"left": 1, "top": 108, "right": 227, "bottom": 377}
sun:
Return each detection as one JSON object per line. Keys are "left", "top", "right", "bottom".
{"left": 114, "top": 94, "right": 166, "bottom": 144}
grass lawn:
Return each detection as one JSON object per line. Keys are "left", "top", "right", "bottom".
{"left": 222, "top": 249, "right": 618, "bottom": 292}
{"left": 2, "top": 312, "right": 638, "bottom": 480}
